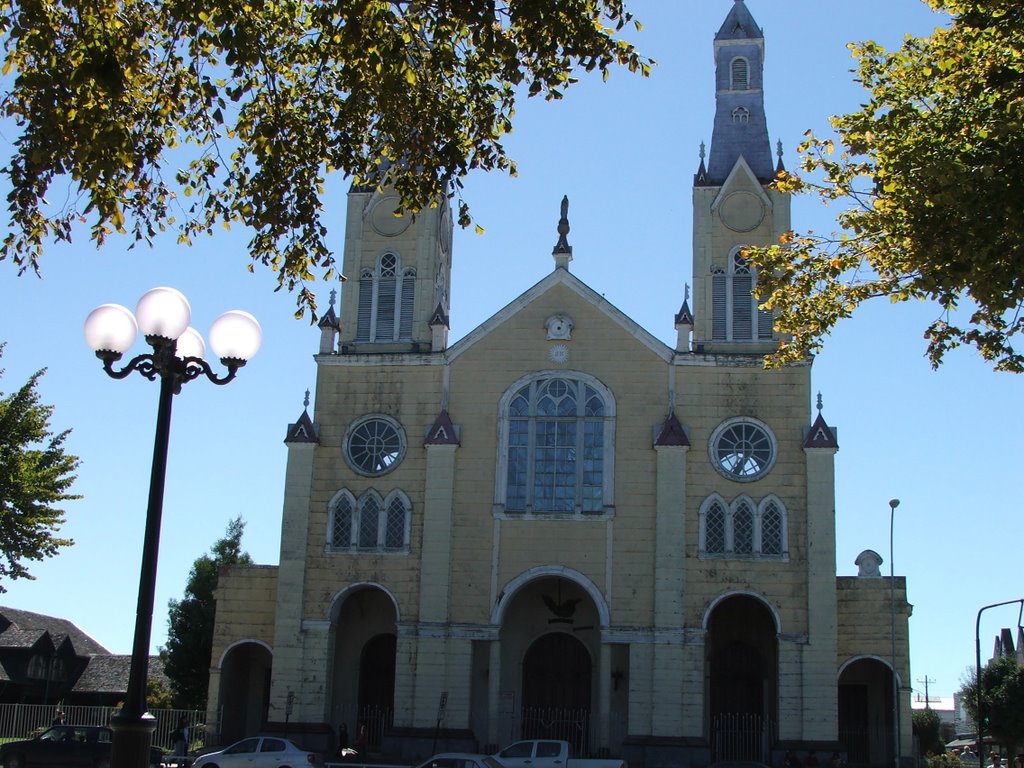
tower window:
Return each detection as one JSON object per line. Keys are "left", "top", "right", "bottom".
{"left": 732, "top": 106, "right": 750, "bottom": 124}
{"left": 355, "top": 253, "right": 416, "bottom": 342}
{"left": 731, "top": 57, "right": 750, "bottom": 90}
{"left": 711, "top": 249, "right": 774, "bottom": 342}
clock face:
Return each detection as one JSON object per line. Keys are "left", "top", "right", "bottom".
{"left": 369, "top": 194, "right": 412, "bottom": 236}
{"left": 549, "top": 344, "right": 570, "bottom": 364}
{"left": 718, "top": 190, "right": 766, "bottom": 233}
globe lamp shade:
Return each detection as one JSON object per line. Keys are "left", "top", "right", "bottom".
{"left": 135, "top": 287, "right": 191, "bottom": 340}
{"left": 175, "top": 327, "right": 206, "bottom": 361}
{"left": 84, "top": 304, "right": 138, "bottom": 354}
{"left": 209, "top": 310, "right": 262, "bottom": 363}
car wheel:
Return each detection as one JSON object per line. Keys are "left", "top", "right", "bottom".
{"left": 3, "top": 755, "right": 22, "bottom": 768}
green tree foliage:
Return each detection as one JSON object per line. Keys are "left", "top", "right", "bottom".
{"left": 162, "top": 516, "right": 252, "bottom": 708}
{"left": 0, "top": 343, "right": 79, "bottom": 589}
{"left": 748, "top": 0, "right": 1024, "bottom": 371}
{"left": 0, "top": 0, "right": 651, "bottom": 317}
{"left": 960, "top": 656, "right": 1024, "bottom": 757}
{"left": 914, "top": 707, "right": 944, "bottom": 756}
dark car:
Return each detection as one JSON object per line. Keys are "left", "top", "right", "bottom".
{"left": 0, "top": 724, "right": 164, "bottom": 768}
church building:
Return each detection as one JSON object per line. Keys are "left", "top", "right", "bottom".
{"left": 206, "top": 3, "right": 912, "bottom": 766}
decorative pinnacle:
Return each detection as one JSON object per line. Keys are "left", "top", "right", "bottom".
{"left": 684, "top": 283, "right": 691, "bottom": 303}
{"left": 553, "top": 195, "right": 571, "bottom": 254}
{"left": 329, "top": 288, "right": 337, "bottom": 309}
{"left": 304, "top": 389, "right": 311, "bottom": 409}
{"left": 816, "top": 392, "right": 823, "bottom": 413}
{"left": 699, "top": 141, "right": 706, "bottom": 161}
{"left": 777, "top": 139, "right": 784, "bottom": 160}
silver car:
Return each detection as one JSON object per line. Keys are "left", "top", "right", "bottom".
{"left": 191, "top": 737, "right": 322, "bottom": 768}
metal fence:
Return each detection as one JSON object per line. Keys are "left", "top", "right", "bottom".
{"left": 0, "top": 704, "right": 206, "bottom": 753}
{"left": 711, "top": 713, "right": 776, "bottom": 764}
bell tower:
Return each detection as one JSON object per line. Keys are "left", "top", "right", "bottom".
{"left": 691, "top": 0, "right": 790, "bottom": 354}
{"left": 336, "top": 186, "right": 454, "bottom": 354}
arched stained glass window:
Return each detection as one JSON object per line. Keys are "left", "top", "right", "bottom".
{"left": 499, "top": 374, "right": 614, "bottom": 515}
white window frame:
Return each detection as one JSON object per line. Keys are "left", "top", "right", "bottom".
{"left": 327, "top": 488, "right": 410, "bottom": 553}
{"left": 698, "top": 493, "right": 788, "bottom": 560}
{"left": 494, "top": 370, "right": 616, "bottom": 519}
{"left": 711, "top": 248, "right": 774, "bottom": 342}
{"left": 355, "top": 252, "right": 416, "bottom": 342}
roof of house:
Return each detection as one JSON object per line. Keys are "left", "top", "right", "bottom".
{"left": 0, "top": 607, "right": 110, "bottom": 655}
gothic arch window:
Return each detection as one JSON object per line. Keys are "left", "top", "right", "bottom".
{"left": 711, "top": 249, "right": 774, "bottom": 342}
{"left": 496, "top": 372, "right": 615, "bottom": 517}
{"left": 328, "top": 489, "right": 410, "bottom": 552}
{"left": 355, "top": 253, "right": 416, "bottom": 342}
{"left": 699, "top": 494, "right": 788, "bottom": 559}
{"left": 731, "top": 57, "right": 750, "bottom": 90}
{"left": 732, "top": 106, "right": 750, "bottom": 124}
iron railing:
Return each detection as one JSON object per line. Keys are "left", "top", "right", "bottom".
{"left": 0, "top": 704, "right": 206, "bottom": 753}
{"left": 711, "top": 713, "right": 775, "bottom": 764}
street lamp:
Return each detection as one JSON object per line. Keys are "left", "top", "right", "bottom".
{"left": 974, "top": 599, "right": 1024, "bottom": 765}
{"left": 888, "top": 498, "right": 900, "bottom": 768}
{"left": 84, "top": 287, "right": 261, "bottom": 768}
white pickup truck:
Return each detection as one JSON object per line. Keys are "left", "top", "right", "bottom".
{"left": 492, "top": 740, "right": 626, "bottom": 768}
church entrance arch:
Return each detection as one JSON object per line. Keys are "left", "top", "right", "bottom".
{"left": 838, "top": 657, "right": 895, "bottom": 768}
{"left": 328, "top": 586, "right": 397, "bottom": 748}
{"left": 706, "top": 594, "right": 778, "bottom": 763}
{"left": 217, "top": 641, "right": 272, "bottom": 745}
{"left": 497, "top": 574, "right": 604, "bottom": 754}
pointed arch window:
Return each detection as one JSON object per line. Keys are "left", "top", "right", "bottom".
{"left": 711, "top": 250, "right": 774, "bottom": 342}
{"left": 328, "top": 489, "right": 410, "bottom": 553}
{"left": 699, "top": 494, "right": 788, "bottom": 559}
{"left": 355, "top": 253, "right": 416, "bottom": 342}
{"left": 732, "top": 106, "right": 750, "bottom": 124}
{"left": 496, "top": 372, "right": 615, "bottom": 517}
{"left": 731, "top": 57, "right": 750, "bottom": 90}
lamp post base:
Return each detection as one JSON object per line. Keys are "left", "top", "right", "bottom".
{"left": 110, "top": 710, "right": 158, "bottom": 768}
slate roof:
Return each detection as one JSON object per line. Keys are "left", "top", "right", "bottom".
{"left": 0, "top": 607, "right": 109, "bottom": 655}
{"left": 72, "top": 654, "right": 169, "bottom": 694}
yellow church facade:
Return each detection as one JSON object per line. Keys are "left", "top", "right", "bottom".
{"left": 206, "top": 3, "right": 911, "bottom": 766}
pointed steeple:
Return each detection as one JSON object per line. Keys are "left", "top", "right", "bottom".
{"left": 707, "top": 0, "right": 774, "bottom": 183}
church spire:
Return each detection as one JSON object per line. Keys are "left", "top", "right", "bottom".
{"left": 707, "top": 0, "right": 774, "bottom": 183}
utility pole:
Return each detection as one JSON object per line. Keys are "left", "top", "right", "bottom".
{"left": 917, "top": 676, "right": 936, "bottom": 706}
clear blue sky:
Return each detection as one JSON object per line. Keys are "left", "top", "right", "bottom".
{"left": 1, "top": 0, "right": 1020, "bottom": 704}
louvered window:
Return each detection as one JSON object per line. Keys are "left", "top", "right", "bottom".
{"left": 710, "top": 251, "right": 773, "bottom": 342}
{"left": 731, "top": 57, "right": 749, "bottom": 90}
{"left": 399, "top": 269, "right": 416, "bottom": 339}
{"left": 712, "top": 269, "right": 727, "bottom": 341}
{"left": 356, "top": 271, "right": 373, "bottom": 342}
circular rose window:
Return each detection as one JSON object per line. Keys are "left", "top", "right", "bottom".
{"left": 709, "top": 417, "right": 776, "bottom": 481}
{"left": 344, "top": 415, "right": 406, "bottom": 476}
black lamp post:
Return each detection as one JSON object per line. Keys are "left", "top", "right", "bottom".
{"left": 84, "top": 287, "right": 261, "bottom": 768}
{"left": 974, "top": 599, "right": 1024, "bottom": 766}
{"left": 888, "top": 498, "right": 900, "bottom": 768}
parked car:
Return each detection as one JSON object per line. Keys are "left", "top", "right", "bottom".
{"left": 191, "top": 737, "right": 322, "bottom": 768}
{"left": 414, "top": 754, "right": 505, "bottom": 768}
{"left": 0, "top": 724, "right": 163, "bottom": 768}
{"left": 492, "top": 741, "right": 626, "bottom": 768}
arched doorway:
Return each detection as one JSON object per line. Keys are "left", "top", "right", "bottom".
{"left": 838, "top": 658, "right": 895, "bottom": 768}
{"left": 328, "top": 586, "right": 397, "bottom": 749}
{"left": 522, "top": 632, "right": 592, "bottom": 753}
{"left": 217, "top": 641, "right": 272, "bottom": 745}
{"left": 706, "top": 594, "right": 778, "bottom": 763}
